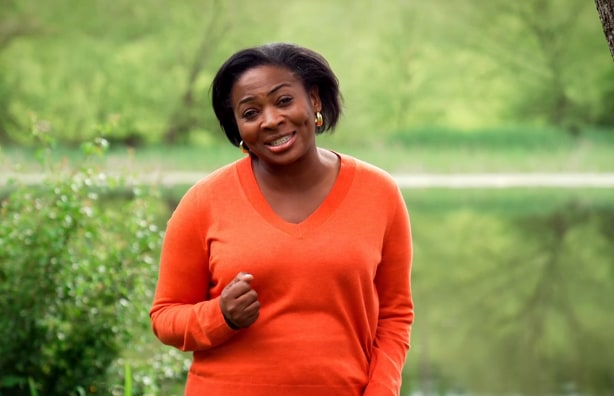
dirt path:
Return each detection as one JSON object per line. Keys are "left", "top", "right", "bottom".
{"left": 3, "top": 172, "right": 614, "bottom": 188}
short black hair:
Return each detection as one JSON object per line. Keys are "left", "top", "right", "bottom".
{"left": 210, "top": 42, "right": 342, "bottom": 146}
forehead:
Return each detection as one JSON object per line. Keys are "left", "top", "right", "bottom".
{"left": 231, "top": 65, "right": 305, "bottom": 105}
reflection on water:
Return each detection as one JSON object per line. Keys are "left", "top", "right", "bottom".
{"left": 402, "top": 192, "right": 614, "bottom": 395}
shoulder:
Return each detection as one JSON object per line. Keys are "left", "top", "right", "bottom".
{"left": 166, "top": 158, "right": 246, "bottom": 228}
{"left": 187, "top": 158, "right": 243, "bottom": 193}
{"left": 335, "top": 152, "right": 408, "bottom": 222}
{"left": 177, "top": 157, "right": 245, "bottom": 207}
{"left": 338, "top": 152, "right": 399, "bottom": 193}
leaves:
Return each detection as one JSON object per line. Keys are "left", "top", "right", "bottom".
{"left": 1, "top": 0, "right": 611, "bottom": 147}
{"left": 0, "top": 142, "right": 164, "bottom": 395}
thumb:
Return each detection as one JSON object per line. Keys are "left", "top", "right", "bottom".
{"left": 225, "top": 272, "right": 253, "bottom": 289}
{"left": 239, "top": 272, "right": 254, "bottom": 283}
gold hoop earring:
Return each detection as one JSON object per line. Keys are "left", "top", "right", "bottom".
{"left": 315, "top": 111, "right": 324, "bottom": 128}
{"left": 239, "top": 140, "right": 249, "bottom": 154}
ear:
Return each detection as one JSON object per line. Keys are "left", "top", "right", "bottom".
{"left": 309, "top": 86, "right": 322, "bottom": 113}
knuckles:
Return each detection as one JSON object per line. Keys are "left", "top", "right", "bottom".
{"left": 220, "top": 277, "right": 261, "bottom": 329}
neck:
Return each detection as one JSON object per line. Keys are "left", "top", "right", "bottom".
{"left": 252, "top": 147, "right": 335, "bottom": 192}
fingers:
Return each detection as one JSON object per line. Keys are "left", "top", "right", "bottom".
{"left": 220, "top": 272, "right": 260, "bottom": 329}
{"left": 237, "top": 298, "right": 260, "bottom": 326}
{"left": 224, "top": 272, "right": 253, "bottom": 296}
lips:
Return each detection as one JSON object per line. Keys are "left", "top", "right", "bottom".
{"left": 266, "top": 132, "right": 295, "bottom": 147}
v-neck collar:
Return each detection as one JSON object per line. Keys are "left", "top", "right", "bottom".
{"left": 235, "top": 152, "right": 356, "bottom": 237}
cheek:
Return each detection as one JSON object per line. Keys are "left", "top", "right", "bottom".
{"left": 303, "top": 111, "right": 315, "bottom": 129}
{"left": 293, "top": 108, "right": 312, "bottom": 128}
{"left": 237, "top": 123, "right": 258, "bottom": 142}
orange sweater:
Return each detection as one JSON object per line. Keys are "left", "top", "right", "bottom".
{"left": 150, "top": 153, "right": 413, "bottom": 396}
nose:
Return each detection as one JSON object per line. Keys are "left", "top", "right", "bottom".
{"left": 261, "top": 106, "right": 282, "bottom": 129}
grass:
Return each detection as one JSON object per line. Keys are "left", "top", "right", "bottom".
{"left": 155, "top": 185, "right": 614, "bottom": 218}
{"left": 402, "top": 187, "right": 614, "bottom": 215}
{"left": 342, "top": 126, "right": 614, "bottom": 173}
{"left": 1, "top": 127, "right": 613, "bottom": 174}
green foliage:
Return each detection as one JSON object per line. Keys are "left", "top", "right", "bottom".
{"left": 0, "top": 138, "right": 164, "bottom": 395}
{"left": 123, "top": 364, "right": 132, "bottom": 396}
{"left": 443, "top": 0, "right": 613, "bottom": 134}
{"left": 28, "top": 379, "right": 39, "bottom": 396}
{"left": 592, "top": 69, "right": 614, "bottom": 127}
{"left": 0, "top": 0, "right": 611, "bottom": 147}
{"left": 388, "top": 125, "right": 569, "bottom": 149}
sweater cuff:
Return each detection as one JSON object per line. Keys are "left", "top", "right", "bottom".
{"left": 191, "top": 297, "right": 238, "bottom": 349}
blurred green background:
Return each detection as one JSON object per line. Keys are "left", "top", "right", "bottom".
{"left": 1, "top": 0, "right": 613, "bottom": 395}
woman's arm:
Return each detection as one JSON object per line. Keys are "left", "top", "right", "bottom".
{"left": 149, "top": 188, "right": 237, "bottom": 351}
{"left": 364, "top": 189, "right": 414, "bottom": 396}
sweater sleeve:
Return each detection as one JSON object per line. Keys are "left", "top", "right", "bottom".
{"left": 149, "top": 186, "right": 237, "bottom": 352}
{"left": 364, "top": 187, "right": 413, "bottom": 396}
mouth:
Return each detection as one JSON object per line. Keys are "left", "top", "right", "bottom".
{"left": 266, "top": 132, "right": 296, "bottom": 147}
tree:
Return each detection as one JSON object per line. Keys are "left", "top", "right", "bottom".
{"left": 0, "top": 0, "right": 45, "bottom": 144}
{"left": 447, "top": 0, "right": 610, "bottom": 134}
{"left": 595, "top": 0, "right": 614, "bottom": 59}
{"left": 163, "top": 0, "right": 230, "bottom": 145}
{"left": 376, "top": 0, "right": 419, "bottom": 132}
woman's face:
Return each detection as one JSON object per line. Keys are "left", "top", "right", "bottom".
{"left": 231, "top": 65, "right": 321, "bottom": 167}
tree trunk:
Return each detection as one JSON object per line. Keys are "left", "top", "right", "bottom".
{"left": 595, "top": 0, "right": 614, "bottom": 60}
{"left": 163, "top": 0, "right": 228, "bottom": 144}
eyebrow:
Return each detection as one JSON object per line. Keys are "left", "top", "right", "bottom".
{"left": 237, "top": 82, "right": 292, "bottom": 106}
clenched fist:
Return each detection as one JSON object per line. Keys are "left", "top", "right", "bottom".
{"left": 220, "top": 272, "right": 260, "bottom": 329}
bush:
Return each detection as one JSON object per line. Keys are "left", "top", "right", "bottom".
{"left": 0, "top": 138, "right": 165, "bottom": 395}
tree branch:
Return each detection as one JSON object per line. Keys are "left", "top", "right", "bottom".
{"left": 595, "top": 0, "right": 614, "bottom": 60}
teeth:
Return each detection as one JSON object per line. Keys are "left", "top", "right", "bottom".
{"left": 270, "top": 135, "right": 291, "bottom": 147}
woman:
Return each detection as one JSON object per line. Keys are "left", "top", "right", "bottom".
{"left": 150, "top": 42, "right": 414, "bottom": 396}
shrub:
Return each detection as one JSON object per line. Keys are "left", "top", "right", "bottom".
{"left": 0, "top": 138, "right": 165, "bottom": 395}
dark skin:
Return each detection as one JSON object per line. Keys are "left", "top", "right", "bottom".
{"left": 220, "top": 272, "right": 260, "bottom": 329}
{"left": 220, "top": 65, "right": 340, "bottom": 329}
{"left": 254, "top": 148, "right": 339, "bottom": 223}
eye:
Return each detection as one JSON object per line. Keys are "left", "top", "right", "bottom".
{"left": 242, "top": 109, "right": 258, "bottom": 120}
{"left": 278, "top": 96, "right": 293, "bottom": 106}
